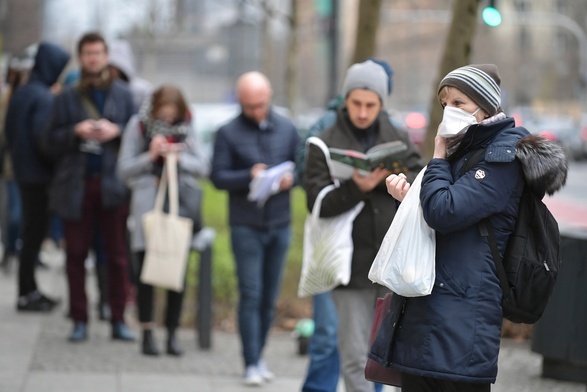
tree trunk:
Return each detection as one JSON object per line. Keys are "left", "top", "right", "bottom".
{"left": 351, "top": 0, "right": 383, "bottom": 64}
{"left": 285, "top": 0, "right": 298, "bottom": 113}
{"left": 423, "top": 0, "right": 480, "bottom": 159}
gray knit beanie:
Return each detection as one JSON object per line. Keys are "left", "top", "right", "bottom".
{"left": 342, "top": 60, "right": 388, "bottom": 104}
{"left": 438, "top": 64, "right": 502, "bottom": 116}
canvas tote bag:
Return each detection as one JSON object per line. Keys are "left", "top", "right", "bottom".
{"left": 140, "top": 152, "right": 193, "bottom": 292}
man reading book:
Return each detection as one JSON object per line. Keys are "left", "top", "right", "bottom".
{"left": 302, "top": 60, "right": 424, "bottom": 392}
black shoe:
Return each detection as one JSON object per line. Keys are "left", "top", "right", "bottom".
{"left": 17, "top": 291, "right": 60, "bottom": 312}
{"left": 142, "top": 329, "right": 159, "bottom": 356}
{"left": 68, "top": 322, "right": 88, "bottom": 342}
{"left": 166, "top": 329, "right": 183, "bottom": 356}
{"left": 112, "top": 322, "right": 136, "bottom": 341}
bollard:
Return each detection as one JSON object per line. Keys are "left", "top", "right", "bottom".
{"left": 192, "top": 227, "right": 216, "bottom": 350}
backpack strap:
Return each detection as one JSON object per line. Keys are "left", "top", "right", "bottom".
{"left": 460, "top": 148, "right": 486, "bottom": 175}
{"left": 479, "top": 220, "right": 511, "bottom": 299}
{"left": 461, "top": 147, "right": 512, "bottom": 298}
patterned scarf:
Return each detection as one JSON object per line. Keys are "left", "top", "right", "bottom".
{"left": 138, "top": 98, "right": 191, "bottom": 142}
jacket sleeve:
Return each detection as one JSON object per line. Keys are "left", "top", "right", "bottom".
{"left": 116, "top": 115, "right": 153, "bottom": 185}
{"left": 209, "top": 126, "right": 251, "bottom": 191}
{"left": 42, "top": 91, "right": 82, "bottom": 159}
{"left": 303, "top": 141, "right": 364, "bottom": 217}
{"left": 420, "top": 157, "right": 522, "bottom": 234}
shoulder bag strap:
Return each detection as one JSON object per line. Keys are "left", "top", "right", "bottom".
{"left": 76, "top": 87, "right": 101, "bottom": 120}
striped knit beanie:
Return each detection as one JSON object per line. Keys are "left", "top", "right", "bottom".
{"left": 438, "top": 64, "right": 502, "bottom": 116}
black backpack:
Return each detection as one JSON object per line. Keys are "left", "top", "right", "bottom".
{"left": 463, "top": 148, "right": 561, "bottom": 324}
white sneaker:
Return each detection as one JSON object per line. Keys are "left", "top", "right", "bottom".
{"left": 257, "top": 360, "right": 275, "bottom": 381}
{"left": 243, "top": 365, "right": 263, "bottom": 386}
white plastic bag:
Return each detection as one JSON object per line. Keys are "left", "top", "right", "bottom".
{"left": 298, "top": 184, "right": 364, "bottom": 297}
{"left": 298, "top": 137, "right": 364, "bottom": 297}
{"left": 368, "top": 167, "right": 436, "bottom": 297}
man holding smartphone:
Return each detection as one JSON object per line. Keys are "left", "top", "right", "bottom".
{"left": 43, "top": 32, "right": 136, "bottom": 343}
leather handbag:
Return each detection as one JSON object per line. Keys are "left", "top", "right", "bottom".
{"left": 140, "top": 152, "right": 193, "bottom": 292}
{"left": 365, "top": 293, "right": 403, "bottom": 387}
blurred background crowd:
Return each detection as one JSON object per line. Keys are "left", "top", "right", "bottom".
{"left": 2, "top": 0, "right": 587, "bottom": 161}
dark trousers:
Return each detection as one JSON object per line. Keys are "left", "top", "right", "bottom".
{"left": 401, "top": 373, "right": 491, "bottom": 392}
{"left": 135, "top": 251, "right": 185, "bottom": 330}
{"left": 64, "top": 178, "right": 130, "bottom": 324}
{"left": 18, "top": 183, "right": 50, "bottom": 297}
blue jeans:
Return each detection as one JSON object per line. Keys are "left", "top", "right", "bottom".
{"left": 302, "top": 291, "right": 340, "bottom": 392}
{"left": 302, "top": 292, "right": 383, "bottom": 392}
{"left": 231, "top": 224, "right": 290, "bottom": 367}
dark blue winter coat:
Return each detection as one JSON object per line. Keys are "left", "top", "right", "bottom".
{"left": 43, "top": 80, "right": 135, "bottom": 221}
{"left": 210, "top": 109, "right": 300, "bottom": 229}
{"left": 4, "top": 42, "right": 70, "bottom": 184}
{"left": 389, "top": 118, "right": 528, "bottom": 383}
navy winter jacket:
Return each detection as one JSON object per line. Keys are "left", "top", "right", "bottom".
{"left": 210, "top": 109, "right": 300, "bottom": 229}
{"left": 389, "top": 118, "right": 528, "bottom": 383}
{"left": 4, "top": 42, "right": 70, "bottom": 184}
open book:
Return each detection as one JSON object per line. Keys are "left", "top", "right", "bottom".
{"left": 328, "top": 141, "right": 409, "bottom": 179}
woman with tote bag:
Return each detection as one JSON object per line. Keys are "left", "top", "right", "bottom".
{"left": 117, "top": 86, "right": 209, "bottom": 356}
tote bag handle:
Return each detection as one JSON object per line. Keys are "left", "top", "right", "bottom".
{"left": 153, "top": 151, "right": 180, "bottom": 216}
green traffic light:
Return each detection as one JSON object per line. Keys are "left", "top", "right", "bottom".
{"left": 482, "top": 6, "right": 502, "bottom": 27}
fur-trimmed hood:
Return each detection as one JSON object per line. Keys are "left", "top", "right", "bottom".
{"left": 516, "top": 134, "right": 568, "bottom": 196}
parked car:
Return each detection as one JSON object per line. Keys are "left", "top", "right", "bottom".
{"left": 191, "top": 103, "right": 240, "bottom": 159}
{"left": 523, "top": 115, "right": 580, "bottom": 161}
{"left": 391, "top": 110, "right": 428, "bottom": 152}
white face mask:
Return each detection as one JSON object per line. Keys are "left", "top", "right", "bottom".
{"left": 437, "top": 106, "right": 480, "bottom": 137}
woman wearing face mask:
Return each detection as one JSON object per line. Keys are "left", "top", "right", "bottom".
{"left": 383, "top": 64, "right": 567, "bottom": 391}
{"left": 117, "top": 86, "right": 210, "bottom": 357}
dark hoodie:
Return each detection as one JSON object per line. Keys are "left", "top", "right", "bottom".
{"left": 4, "top": 42, "right": 70, "bottom": 184}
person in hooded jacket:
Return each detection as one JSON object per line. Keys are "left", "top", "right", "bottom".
{"left": 4, "top": 42, "right": 70, "bottom": 311}
{"left": 108, "top": 40, "right": 153, "bottom": 110}
{"left": 384, "top": 64, "right": 568, "bottom": 391}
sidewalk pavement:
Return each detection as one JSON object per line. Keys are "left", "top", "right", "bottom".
{"left": 1, "top": 246, "right": 585, "bottom": 392}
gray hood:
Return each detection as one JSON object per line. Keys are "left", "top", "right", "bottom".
{"left": 108, "top": 40, "right": 136, "bottom": 80}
